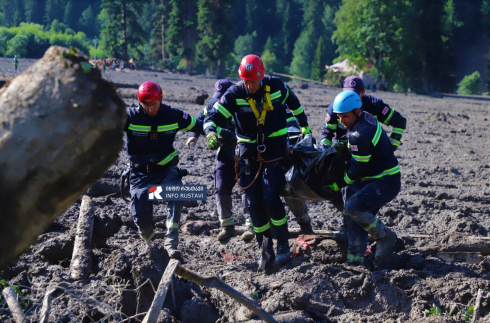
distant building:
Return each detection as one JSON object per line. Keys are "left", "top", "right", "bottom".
{"left": 326, "top": 59, "right": 384, "bottom": 90}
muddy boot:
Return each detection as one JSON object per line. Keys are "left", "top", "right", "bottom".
{"left": 332, "top": 214, "right": 349, "bottom": 242}
{"left": 299, "top": 221, "right": 314, "bottom": 235}
{"left": 241, "top": 217, "right": 254, "bottom": 241}
{"left": 164, "top": 234, "right": 181, "bottom": 258}
{"left": 275, "top": 239, "right": 291, "bottom": 267}
{"left": 217, "top": 225, "right": 236, "bottom": 241}
{"left": 139, "top": 228, "right": 155, "bottom": 241}
{"left": 374, "top": 228, "right": 397, "bottom": 261}
{"left": 257, "top": 234, "right": 275, "bottom": 271}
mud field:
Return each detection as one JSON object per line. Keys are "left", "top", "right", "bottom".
{"left": 1, "top": 57, "right": 490, "bottom": 322}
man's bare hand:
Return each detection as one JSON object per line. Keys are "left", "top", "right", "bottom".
{"left": 186, "top": 137, "right": 198, "bottom": 149}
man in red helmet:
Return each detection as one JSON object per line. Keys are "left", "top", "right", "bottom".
{"left": 204, "top": 54, "right": 311, "bottom": 269}
{"left": 124, "top": 81, "right": 203, "bottom": 258}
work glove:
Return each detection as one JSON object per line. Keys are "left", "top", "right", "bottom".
{"left": 206, "top": 132, "right": 220, "bottom": 150}
{"left": 301, "top": 126, "right": 311, "bottom": 135}
{"left": 323, "top": 182, "right": 340, "bottom": 194}
{"left": 218, "top": 128, "right": 237, "bottom": 149}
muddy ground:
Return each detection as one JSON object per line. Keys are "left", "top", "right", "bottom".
{"left": 0, "top": 57, "right": 490, "bottom": 322}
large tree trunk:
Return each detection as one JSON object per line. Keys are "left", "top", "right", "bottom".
{"left": 0, "top": 46, "right": 126, "bottom": 271}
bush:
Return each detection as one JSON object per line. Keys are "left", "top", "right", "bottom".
{"left": 323, "top": 69, "right": 356, "bottom": 88}
{"left": 457, "top": 71, "right": 481, "bottom": 95}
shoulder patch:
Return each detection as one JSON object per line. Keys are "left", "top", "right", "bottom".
{"left": 365, "top": 113, "right": 376, "bottom": 125}
{"left": 325, "top": 113, "right": 331, "bottom": 122}
{"left": 183, "top": 112, "right": 189, "bottom": 119}
{"left": 350, "top": 145, "right": 358, "bottom": 151}
{"left": 382, "top": 107, "right": 389, "bottom": 115}
{"left": 286, "top": 108, "right": 291, "bottom": 114}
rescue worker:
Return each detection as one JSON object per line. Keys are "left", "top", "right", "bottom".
{"left": 204, "top": 54, "right": 311, "bottom": 267}
{"left": 14, "top": 55, "right": 18, "bottom": 71}
{"left": 124, "top": 81, "right": 203, "bottom": 258}
{"left": 188, "top": 80, "right": 314, "bottom": 242}
{"left": 326, "top": 91, "right": 400, "bottom": 265}
{"left": 320, "top": 76, "right": 407, "bottom": 241}
{"left": 186, "top": 79, "right": 239, "bottom": 241}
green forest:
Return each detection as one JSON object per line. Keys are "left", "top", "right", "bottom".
{"left": 1, "top": 0, "right": 490, "bottom": 93}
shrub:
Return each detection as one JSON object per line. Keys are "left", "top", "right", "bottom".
{"left": 457, "top": 71, "right": 481, "bottom": 95}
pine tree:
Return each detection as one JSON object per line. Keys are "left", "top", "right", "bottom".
{"left": 100, "top": 0, "right": 123, "bottom": 58}
{"left": 147, "top": 0, "right": 167, "bottom": 67}
{"left": 63, "top": 1, "right": 78, "bottom": 30}
{"left": 24, "top": 0, "right": 46, "bottom": 24}
{"left": 310, "top": 36, "right": 327, "bottom": 81}
{"left": 166, "top": 0, "right": 197, "bottom": 72}
{"left": 79, "top": 5, "right": 96, "bottom": 36}
{"left": 289, "top": 0, "right": 323, "bottom": 78}
{"left": 195, "top": 0, "right": 234, "bottom": 77}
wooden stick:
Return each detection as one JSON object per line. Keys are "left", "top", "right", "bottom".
{"left": 174, "top": 264, "right": 278, "bottom": 323}
{"left": 142, "top": 259, "right": 179, "bottom": 323}
{"left": 39, "top": 285, "right": 57, "bottom": 323}
{"left": 2, "top": 287, "right": 26, "bottom": 323}
{"left": 472, "top": 288, "right": 483, "bottom": 323}
{"left": 272, "top": 72, "right": 324, "bottom": 84}
{"left": 307, "top": 300, "right": 331, "bottom": 313}
{"left": 70, "top": 195, "right": 95, "bottom": 283}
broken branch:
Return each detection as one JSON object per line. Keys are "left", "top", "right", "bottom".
{"left": 142, "top": 259, "right": 179, "bottom": 323}
{"left": 2, "top": 287, "right": 26, "bottom": 323}
{"left": 174, "top": 264, "right": 277, "bottom": 323}
{"left": 70, "top": 195, "right": 95, "bottom": 283}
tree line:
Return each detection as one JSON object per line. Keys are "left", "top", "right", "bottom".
{"left": 1, "top": 0, "right": 490, "bottom": 93}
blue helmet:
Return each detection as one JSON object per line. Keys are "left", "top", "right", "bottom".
{"left": 332, "top": 91, "right": 362, "bottom": 113}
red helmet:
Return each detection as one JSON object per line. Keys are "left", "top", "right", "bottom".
{"left": 238, "top": 54, "right": 265, "bottom": 81}
{"left": 137, "top": 81, "right": 163, "bottom": 104}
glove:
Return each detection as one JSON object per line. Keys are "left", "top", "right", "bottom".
{"left": 206, "top": 132, "right": 220, "bottom": 150}
{"left": 392, "top": 145, "right": 397, "bottom": 152}
{"left": 218, "top": 128, "right": 237, "bottom": 149}
{"left": 323, "top": 182, "right": 340, "bottom": 193}
{"left": 301, "top": 126, "right": 311, "bottom": 135}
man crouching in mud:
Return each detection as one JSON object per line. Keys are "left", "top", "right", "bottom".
{"left": 324, "top": 91, "right": 400, "bottom": 266}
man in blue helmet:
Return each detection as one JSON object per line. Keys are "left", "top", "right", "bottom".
{"left": 320, "top": 76, "right": 406, "bottom": 242}
{"left": 325, "top": 91, "right": 400, "bottom": 265}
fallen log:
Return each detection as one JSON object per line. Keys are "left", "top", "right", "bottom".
{"left": 2, "top": 287, "right": 26, "bottom": 323}
{"left": 0, "top": 46, "right": 126, "bottom": 271}
{"left": 142, "top": 259, "right": 179, "bottom": 323}
{"left": 70, "top": 196, "right": 95, "bottom": 282}
{"left": 175, "top": 264, "right": 278, "bottom": 323}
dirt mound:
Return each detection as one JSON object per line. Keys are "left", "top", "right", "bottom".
{"left": 0, "top": 62, "right": 489, "bottom": 322}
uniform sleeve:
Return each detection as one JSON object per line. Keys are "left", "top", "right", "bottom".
{"left": 319, "top": 105, "right": 337, "bottom": 147}
{"left": 284, "top": 105, "right": 299, "bottom": 127}
{"left": 177, "top": 109, "right": 199, "bottom": 133}
{"left": 203, "top": 93, "right": 235, "bottom": 136}
{"left": 337, "top": 127, "right": 378, "bottom": 188}
{"left": 282, "top": 83, "right": 309, "bottom": 129}
{"left": 188, "top": 109, "right": 206, "bottom": 139}
{"left": 369, "top": 97, "right": 407, "bottom": 149}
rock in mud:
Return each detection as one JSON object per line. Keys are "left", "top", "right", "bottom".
{"left": 0, "top": 46, "right": 126, "bottom": 270}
